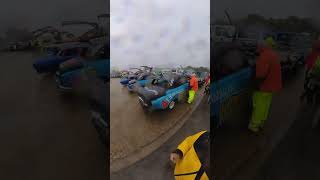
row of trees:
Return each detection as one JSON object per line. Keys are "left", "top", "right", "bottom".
{"left": 240, "top": 14, "right": 319, "bottom": 33}
{"left": 184, "top": 66, "right": 209, "bottom": 72}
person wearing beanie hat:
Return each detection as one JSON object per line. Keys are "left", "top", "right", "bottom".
{"left": 248, "top": 36, "right": 282, "bottom": 133}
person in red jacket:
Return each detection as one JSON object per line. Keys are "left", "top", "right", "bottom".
{"left": 300, "top": 40, "right": 320, "bottom": 103}
{"left": 248, "top": 37, "right": 282, "bottom": 133}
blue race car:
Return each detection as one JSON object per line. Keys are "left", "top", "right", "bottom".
{"left": 120, "top": 68, "right": 144, "bottom": 85}
{"left": 55, "top": 45, "right": 109, "bottom": 90}
{"left": 127, "top": 72, "right": 155, "bottom": 92}
{"left": 211, "top": 67, "right": 253, "bottom": 128}
{"left": 137, "top": 74, "right": 189, "bottom": 111}
{"left": 33, "top": 43, "right": 90, "bottom": 73}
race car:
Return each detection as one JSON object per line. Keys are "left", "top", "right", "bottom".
{"left": 33, "top": 43, "right": 90, "bottom": 73}
{"left": 55, "top": 45, "right": 109, "bottom": 91}
{"left": 137, "top": 73, "right": 189, "bottom": 111}
{"left": 119, "top": 68, "right": 143, "bottom": 85}
{"left": 127, "top": 72, "right": 155, "bottom": 92}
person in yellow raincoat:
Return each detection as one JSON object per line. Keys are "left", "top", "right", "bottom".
{"left": 170, "top": 131, "right": 210, "bottom": 180}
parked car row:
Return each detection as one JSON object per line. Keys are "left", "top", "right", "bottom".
{"left": 32, "top": 42, "right": 109, "bottom": 145}
{"left": 119, "top": 67, "right": 209, "bottom": 112}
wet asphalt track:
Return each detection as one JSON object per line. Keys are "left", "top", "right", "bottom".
{"left": 111, "top": 94, "right": 210, "bottom": 180}
{"left": 0, "top": 51, "right": 107, "bottom": 180}
{"left": 110, "top": 78, "right": 192, "bottom": 164}
{"left": 254, "top": 102, "right": 320, "bottom": 180}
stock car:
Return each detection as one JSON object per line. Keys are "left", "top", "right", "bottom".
{"left": 119, "top": 68, "right": 143, "bottom": 85}
{"left": 55, "top": 45, "right": 109, "bottom": 90}
{"left": 211, "top": 67, "right": 253, "bottom": 128}
{"left": 137, "top": 74, "right": 189, "bottom": 111}
{"left": 33, "top": 43, "right": 90, "bottom": 73}
{"left": 120, "top": 66, "right": 153, "bottom": 86}
{"left": 127, "top": 72, "right": 155, "bottom": 92}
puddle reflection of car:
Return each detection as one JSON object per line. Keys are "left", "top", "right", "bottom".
{"left": 137, "top": 74, "right": 189, "bottom": 111}
{"left": 55, "top": 45, "right": 109, "bottom": 91}
{"left": 33, "top": 44, "right": 90, "bottom": 74}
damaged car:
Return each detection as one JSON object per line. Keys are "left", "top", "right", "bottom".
{"left": 137, "top": 73, "right": 189, "bottom": 111}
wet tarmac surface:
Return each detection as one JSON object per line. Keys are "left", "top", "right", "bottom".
{"left": 111, "top": 93, "right": 210, "bottom": 180}
{"left": 254, "top": 103, "right": 320, "bottom": 179}
{"left": 0, "top": 52, "right": 107, "bottom": 180}
{"left": 213, "top": 68, "right": 306, "bottom": 180}
{"left": 110, "top": 78, "right": 200, "bottom": 168}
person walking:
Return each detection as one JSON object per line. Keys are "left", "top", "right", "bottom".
{"left": 248, "top": 37, "right": 282, "bottom": 133}
{"left": 170, "top": 131, "right": 210, "bottom": 180}
{"left": 188, "top": 73, "right": 198, "bottom": 104}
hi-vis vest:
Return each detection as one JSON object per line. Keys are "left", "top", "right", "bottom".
{"left": 174, "top": 131, "right": 209, "bottom": 180}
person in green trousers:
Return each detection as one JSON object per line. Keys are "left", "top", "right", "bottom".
{"left": 248, "top": 37, "right": 282, "bottom": 133}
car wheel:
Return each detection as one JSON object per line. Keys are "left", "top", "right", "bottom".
{"left": 168, "top": 101, "right": 175, "bottom": 110}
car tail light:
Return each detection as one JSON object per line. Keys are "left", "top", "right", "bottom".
{"left": 162, "top": 100, "right": 168, "bottom": 109}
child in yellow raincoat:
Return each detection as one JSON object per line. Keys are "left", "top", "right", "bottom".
{"left": 170, "top": 131, "right": 210, "bottom": 180}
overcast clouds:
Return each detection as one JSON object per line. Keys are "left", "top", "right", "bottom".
{"left": 110, "top": 0, "right": 210, "bottom": 69}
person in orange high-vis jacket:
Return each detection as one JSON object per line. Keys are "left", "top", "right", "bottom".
{"left": 188, "top": 73, "right": 198, "bottom": 104}
{"left": 170, "top": 131, "right": 210, "bottom": 180}
{"left": 248, "top": 37, "right": 282, "bottom": 133}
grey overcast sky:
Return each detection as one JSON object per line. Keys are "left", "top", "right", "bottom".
{"left": 0, "top": 0, "right": 109, "bottom": 35}
{"left": 111, "top": 0, "right": 210, "bottom": 69}
{"left": 212, "top": 0, "right": 319, "bottom": 22}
